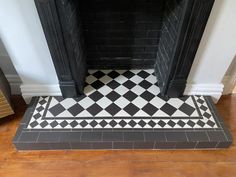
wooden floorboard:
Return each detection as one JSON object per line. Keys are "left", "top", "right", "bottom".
{"left": 0, "top": 95, "right": 236, "bottom": 177}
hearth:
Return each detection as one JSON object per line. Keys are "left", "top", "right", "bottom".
{"left": 35, "top": 0, "right": 215, "bottom": 98}
{"left": 12, "top": 0, "right": 233, "bottom": 150}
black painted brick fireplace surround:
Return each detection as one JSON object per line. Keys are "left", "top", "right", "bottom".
{"left": 35, "top": 0, "right": 215, "bottom": 98}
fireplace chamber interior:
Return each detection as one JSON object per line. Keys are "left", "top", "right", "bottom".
{"left": 66, "top": 0, "right": 183, "bottom": 69}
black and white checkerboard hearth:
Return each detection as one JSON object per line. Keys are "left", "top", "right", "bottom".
{"left": 13, "top": 70, "right": 232, "bottom": 150}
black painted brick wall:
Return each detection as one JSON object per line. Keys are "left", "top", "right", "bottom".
{"left": 78, "top": 0, "right": 165, "bottom": 68}
{"left": 154, "top": 0, "right": 185, "bottom": 91}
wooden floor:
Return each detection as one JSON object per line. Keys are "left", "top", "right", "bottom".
{"left": 0, "top": 96, "right": 236, "bottom": 177}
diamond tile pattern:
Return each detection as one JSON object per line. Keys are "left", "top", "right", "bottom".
{"left": 27, "top": 70, "right": 218, "bottom": 129}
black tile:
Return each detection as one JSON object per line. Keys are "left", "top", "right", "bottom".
{"left": 124, "top": 132, "right": 144, "bottom": 141}
{"left": 165, "top": 132, "right": 187, "bottom": 142}
{"left": 99, "top": 120, "right": 108, "bottom": 127}
{"left": 81, "top": 132, "right": 102, "bottom": 141}
{"left": 93, "top": 70, "right": 105, "bottom": 79}
{"left": 144, "top": 132, "right": 166, "bottom": 141}
{"left": 113, "top": 142, "right": 133, "bottom": 149}
{"left": 122, "top": 71, "right": 135, "bottom": 79}
{"left": 119, "top": 120, "right": 128, "bottom": 127}
{"left": 123, "top": 91, "right": 138, "bottom": 101}
{"left": 207, "top": 131, "right": 227, "bottom": 142}
{"left": 59, "top": 120, "right": 69, "bottom": 128}
{"left": 139, "top": 80, "right": 152, "bottom": 89}
{"left": 67, "top": 103, "right": 84, "bottom": 116}
{"left": 186, "top": 131, "right": 209, "bottom": 142}
{"left": 160, "top": 103, "right": 177, "bottom": 116}
{"left": 140, "top": 91, "right": 155, "bottom": 101}
{"left": 92, "top": 142, "right": 112, "bottom": 149}
{"left": 70, "top": 142, "right": 92, "bottom": 149}
{"left": 14, "top": 142, "right": 50, "bottom": 150}
{"left": 216, "top": 141, "right": 232, "bottom": 148}
{"left": 108, "top": 71, "right": 120, "bottom": 79}
{"left": 107, "top": 80, "right": 120, "bottom": 89}
{"left": 91, "top": 80, "right": 105, "bottom": 90}
{"left": 103, "top": 132, "right": 123, "bottom": 141}
{"left": 142, "top": 103, "right": 158, "bottom": 116}
{"left": 175, "top": 142, "right": 196, "bottom": 149}
{"left": 105, "top": 103, "right": 122, "bottom": 116}
{"left": 49, "top": 143, "right": 71, "bottom": 150}
{"left": 155, "top": 142, "right": 176, "bottom": 149}
{"left": 36, "top": 106, "right": 44, "bottom": 112}
{"left": 133, "top": 142, "right": 154, "bottom": 149}
{"left": 106, "top": 91, "right": 121, "bottom": 101}
{"left": 89, "top": 91, "right": 104, "bottom": 101}
{"left": 179, "top": 103, "right": 195, "bottom": 116}
{"left": 122, "top": 80, "right": 136, "bottom": 89}
{"left": 19, "top": 132, "right": 39, "bottom": 142}
{"left": 87, "top": 103, "right": 103, "bottom": 116}
{"left": 13, "top": 124, "right": 25, "bottom": 143}
{"left": 50, "top": 120, "right": 59, "bottom": 128}
{"left": 123, "top": 103, "right": 139, "bottom": 116}
{"left": 137, "top": 70, "right": 150, "bottom": 79}
{"left": 37, "top": 132, "right": 60, "bottom": 143}
{"left": 48, "top": 104, "right": 66, "bottom": 116}
{"left": 60, "top": 132, "right": 81, "bottom": 142}
{"left": 70, "top": 120, "right": 79, "bottom": 128}
{"left": 196, "top": 142, "right": 217, "bottom": 149}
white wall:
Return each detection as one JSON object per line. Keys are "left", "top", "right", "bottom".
{"left": 185, "top": 0, "right": 236, "bottom": 102}
{"left": 0, "top": 0, "right": 236, "bottom": 103}
{"left": 0, "top": 0, "right": 60, "bottom": 102}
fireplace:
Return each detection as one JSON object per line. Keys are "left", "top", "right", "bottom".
{"left": 13, "top": 0, "right": 234, "bottom": 150}
{"left": 35, "top": 0, "right": 214, "bottom": 98}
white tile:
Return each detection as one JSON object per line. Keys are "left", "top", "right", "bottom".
{"left": 99, "top": 75, "right": 112, "bottom": 84}
{"left": 88, "top": 70, "right": 97, "bottom": 74}
{"left": 131, "top": 97, "right": 148, "bottom": 108}
{"left": 60, "top": 98, "right": 77, "bottom": 109}
{"left": 173, "top": 110, "right": 189, "bottom": 117}
{"left": 153, "top": 110, "right": 170, "bottom": 117}
{"left": 86, "top": 75, "right": 97, "bottom": 84}
{"left": 147, "top": 85, "right": 160, "bottom": 95}
{"left": 185, "top": 97, "right": 196, "bottom": 107}
{"left": 76, "top": 110, "right": 93, "bottom": 117}
{"left": 96, "top": 110, "right": 112, "bottom": 117}
{"left": 145, "top": 69, "right": 154, "bottom": 74}
{"left": 45, "top": 111, "right": 54, "bottom": 117}
{"left": 145, "top": 74, "right": 156, "bottom": 84}
{"left": 133, "top": 110, "right": 150, "bottom": 117}
{"left": 131, "top": 85, "right": 146, "bottom": 95}
{"left": 167, "top": 98, "right": 184, "bottom": 108}
{"left": 130, "top": 75, "right": 143, "bottom": 84}
{"left": 149, "top": 97, "right": 166, "bottom": 108}
{"left": 115, "top": 75, "right": 129, "bottom": 84}
{"left": 114, "top": 97, "right": 130, "bottom": 108}
{"left": 79, "top": 97, "right": 94, "bottom": 109}
{"left": 57, "top": 110, "right": 74, "bottom": 117}
{"left": 98, "top": 86, "right": 112, "bottom": 96}
{"left": 84, "top": 85, "right": 96, "bottom": 95}
{"left": 96, "top": 97, "right": 113, "bottom": 109}
{"left": 48, "top": 97, "right": 59, "bottom": 108}
{"left": 101, "top": 70, "right": 112, "bottom": 74}
{"left": 191, "top": 110, "right": 199, "bottom": 117}
{"left": 115, "top": 110, "right": 131, "bottom": 117}
{"left": 114, "top": 85, "right": 129, "bottom": 95}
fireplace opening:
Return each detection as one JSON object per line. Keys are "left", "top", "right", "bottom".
{"left": 35, "top": 0, "right": 214, "bottom": 97}
{"left": 79, "top": 0, "right": 165, "bottom": 69}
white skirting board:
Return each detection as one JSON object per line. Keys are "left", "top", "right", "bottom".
{"left": 20, "top": 84, "right": 62, "bottom": 104}
{"left": 184, "top": 83, "right": 224, "bottom": 103}
{"left": 19, "top": 83, "right": 224, "bottom": 104}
